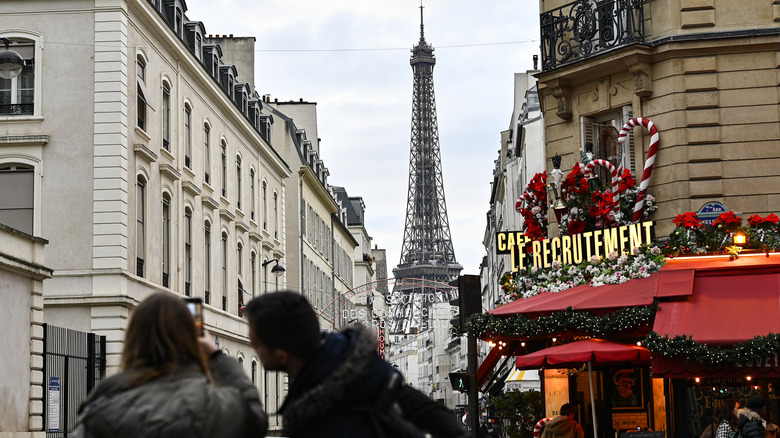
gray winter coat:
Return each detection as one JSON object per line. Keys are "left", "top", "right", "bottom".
{"left": 73, "top": 351, "right": 267, "bottom": 438}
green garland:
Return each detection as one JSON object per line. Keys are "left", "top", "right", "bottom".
{"left": 643, "top": 332, "right": 780, "bottom": 367}
{"left": 467, "top": 303, "right": 658, "bottom": 339}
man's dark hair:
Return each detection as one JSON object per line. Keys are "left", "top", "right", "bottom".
{"left": 244, "top": 291, "right": 322, "bottom": 361}
{"left": 560, "top": 403, "right": 577, "bottom": 416}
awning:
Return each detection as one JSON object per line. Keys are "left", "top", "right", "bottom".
{"left": 651, "top": 268, "right": 780, "bottom": 377}
{"left": 515, "top": 338, "right": 650, "bottom": 370}
{"left": 490, "top": 268, "right": 694, "bottom": 317}
{"left": 505, "top": 368, "right": 539, "bottom": 382}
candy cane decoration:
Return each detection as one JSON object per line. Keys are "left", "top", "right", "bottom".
{"left": 618, "top": 117, "right": 660, "bottom": 222}
{"left": 533, "top": 417, "right": 553, "bottom": 438}
{"left": 515, "top": 191, "right": 537, "bottom": 212}
{"left": 583, "top": 159, "right": 620, "bottom": 212}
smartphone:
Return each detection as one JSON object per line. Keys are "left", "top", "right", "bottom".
{"left": 184, "top": 297, "right": 204, "bottom": 336}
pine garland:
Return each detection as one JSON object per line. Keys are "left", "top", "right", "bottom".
{"left": 467, "top": 303, "right": 658, "bottom": 339}
{"left": 643, "top": 332, "right": 780, "bottom": 367}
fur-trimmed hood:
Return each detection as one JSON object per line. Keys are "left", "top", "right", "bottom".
{"left": 737, "top": 408, "right": 763, "bottom": 422}
{"left": 280, "top": 325, "right": 389, "bottom": 436}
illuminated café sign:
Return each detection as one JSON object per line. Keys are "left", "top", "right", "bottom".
{"left": 496, "top": 221, "right": 655, "bottom": 271}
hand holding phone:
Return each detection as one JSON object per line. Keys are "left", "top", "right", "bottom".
{"left": 184, "top": 297, "right": 204, "bottom": 336}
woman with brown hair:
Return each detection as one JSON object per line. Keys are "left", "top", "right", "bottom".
{"left": 74, "top": 292, "right": 267, "bottom": 438}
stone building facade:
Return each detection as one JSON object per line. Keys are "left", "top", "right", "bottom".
{"left": 536, "top": 0, "right": 780, "bottom": 236}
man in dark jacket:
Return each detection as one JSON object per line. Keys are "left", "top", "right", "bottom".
{"left": 540, "top": 403, "right": 585, "bottom": 438}
{"left": 244, "top": 291, "right": 469, "bottom": 438}
{"left": 737, "top": 397, "right": 766, "bottom": 438}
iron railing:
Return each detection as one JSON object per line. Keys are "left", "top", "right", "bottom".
{"left": 0, "top": 103, "right": 33, "bottom": 115}
{"left": 540, "top": 0, "right": 645, "bottom": 71}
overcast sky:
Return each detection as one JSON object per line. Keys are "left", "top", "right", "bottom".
{"left": 186, "top": 0, "right": 541, "bottom": 276}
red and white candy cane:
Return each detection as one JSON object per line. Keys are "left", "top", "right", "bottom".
{"left": 515, "top": 191, "right": 537, "bottom": 212}
{"left": 583, "top": 159, "right": 620, "bottom": 212}
{"left": 533, "top": 417, "right": 553, "bottom": 438}
{"left": 618, "top": 117, "right": 660, "bottom": 222}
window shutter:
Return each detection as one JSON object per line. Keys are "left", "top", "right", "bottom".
{"left": 581, "top": 116, "right": 595, "bottom": 160}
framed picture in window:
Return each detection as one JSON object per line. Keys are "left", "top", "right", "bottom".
{"left": 610, "top": 367, "right": 645, "bottom": 410}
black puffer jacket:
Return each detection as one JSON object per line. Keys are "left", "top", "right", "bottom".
{"left": 73, "top": 352, "right": 267, "bottom": 438}
{"left": 737, "top": 408, "right": 765, "bottom": 438}
{"left": 279, "top": 325, "right": 468, "bottom": 438}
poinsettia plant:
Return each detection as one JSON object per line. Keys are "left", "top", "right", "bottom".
{"left": 746, "top": 213, "right": 780, "bottom": 253}
{"left": 517, "top": 171, "right": 549, "bottom": 241}
{"left": 705, "top": 210, "right": 743, "bottom": 251}
{"left": 664, "top": 212, "right": 707, "bottom": 255}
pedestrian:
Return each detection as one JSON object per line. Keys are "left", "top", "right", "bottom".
{"left": 243, "top": 290, "right": 469, "bottom": 438}
{"left": 701, "top": 398, "right": 739, "bottom": 438}
{"left": 540, "top": 403, "right": 585, "bottom": 438}
{"left": 73, "top": 292, "right": 268, "bottom": 438}
{"left": 737, "top": 397, "right": 767, "bottom": 438}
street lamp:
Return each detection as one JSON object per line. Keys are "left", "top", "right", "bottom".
{"left": 262, "top": 258, "right": 285, "bottom": 276}
{"left": 0, "top": 37, "right": 25, "bottom": 80}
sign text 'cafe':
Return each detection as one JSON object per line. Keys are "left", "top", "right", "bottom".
{"left": 496, "top": 221, "right": 656, "bottom": 271}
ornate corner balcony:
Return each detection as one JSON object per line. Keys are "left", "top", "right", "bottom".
{"left": 541, "top": 0, "right": 645, "bottom": 71}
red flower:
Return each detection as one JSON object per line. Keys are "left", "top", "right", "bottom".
{"left": 768, "top": 214, "right": 780, "bottom": 224}
{"left": 567, "top": 220, "right": 587, "bottom": 235}
{"left": 748, "top": 215, "right": 767, "bottom": 227}
{"left": 673, "top": 212, "right": 704, "bottom": 229}
{"left": 618, "top": 169, "right": 636, "bottom": 192}
{"left": 712, "top": 211, "right": 741, "bottom": 228}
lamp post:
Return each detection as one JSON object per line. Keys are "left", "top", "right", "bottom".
{"left": 262, "top": 258, "right": 285, "bottom": 292}
{"left": 0, "top": 37, "right": 25, "bottom": 80}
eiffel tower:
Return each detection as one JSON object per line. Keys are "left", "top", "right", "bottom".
{"left": 388, "top": 5, "right": 462, "bottom": 334}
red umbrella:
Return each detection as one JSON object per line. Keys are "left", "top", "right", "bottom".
{"left": 515, "top": 338, "right": 650, "bottom": 437}
{"left": 516, "top": 338, "right": 650, "bottom": 369}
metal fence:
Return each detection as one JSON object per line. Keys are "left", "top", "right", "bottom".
{"left": 43, "top": 324, "right": 106, "bottom": 438}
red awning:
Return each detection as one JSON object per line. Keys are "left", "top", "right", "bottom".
{"left": 490, "top": 269, "right": 694, "bottom": 317}
{"left": 515, "top": 338, "right": 650, "bottom": 370}
{"left": 651, "top": 268, "right": 780, "bottom": 377}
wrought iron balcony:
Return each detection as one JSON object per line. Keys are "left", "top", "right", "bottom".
{"left": 0, "top": 103, "right": 33, "bottom": 115}
{"left": 540, "top": 0, "right": 645, "bottom": 71}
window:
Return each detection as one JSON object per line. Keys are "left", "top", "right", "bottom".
{"left": 162, "top": 193, "right": 171, "bottom": 288}
{"left": 184, "top": 208, "right": 192, "bottom": 296}
{"left": 262, "top": 181, "right": 267, "bottom": 230}
{"left": 162, "top": 82, "right": 171, "bottom": 150}
{"left": 236, "top": 156, "right": 242, "bottom": 210}
{"left": 204, "top": 222, "right": 211, "bottom": 304}
{"left": 251, "top": 252, "right": 256, "bottom": 297}
{"left": 184, "top": 103, "right": 192, "bottom": 168}
{"left": 251, "top": 361, "right": 257, "bottom": 385}
{"left": 0, "top": 39, "right": 34, "bottom": 116}
{"left": 250, "top": 169, "right": 255, "bottom": 220}
{"left": 135, "top": 53, "right": 150, "bottom": 130}
{"left": 221, "top": 140, "right": 227, "bottom": 197}
{"left": 204, "top": 123, "right": 211, "bottom": 184}
{"left": 136, "top": 176, "right": 146, "bottom": 277}
{"left": 221, "top": 231, "right": 228, "bottom": 311}
{"left": 0, "top": 164, "right": 33, "bottom": 234}
{"left": 195, "top": 35, "right": 202, "bottom": 60}
{"left": 274, "top": 192, "right": 278, "bottom": 239}
{"left": 237, "top": 242, "right": 243, "bottom": 276}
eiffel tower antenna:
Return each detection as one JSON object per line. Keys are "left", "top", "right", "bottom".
{"left": 388, "top": 4, "right": 462, "bottom": 334}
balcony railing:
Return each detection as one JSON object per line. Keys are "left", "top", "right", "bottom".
{"left": 540, "top": 0, "right": 645, "bottom": 71}
{"left": 0, "top": 103, "right": 34, "bottom": 115}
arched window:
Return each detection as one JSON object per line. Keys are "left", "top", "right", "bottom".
{"left": 250, "top": 169, "right": 255, "bottom": 221}
{"left": 221, "top": 140, "right": 227, "bottom": 197}
{"left": 273, "top": 191, "right": 278, "bottom": 239}
{"left": 251, "top": 360, "right": 257, "bottom": 385}
{"left": 0, "top": 36, "right": 37, "bottom": 117}
{"left": 262, "top": 181, "right": 267, "bottom": 230}
{"left": 136, "top": 53, "right": 147, "bottom": 130}
{"left": 250, "top": 251, "right": 256, "bottom": 297}
{"left": 136, "top": 175, "right": 146, "bottom": 277}
{"left": 236, "top": 155, "right": 242, "bottom": 210}
{"left": 221, "top": 231, "right": 228, "bottom": 311}
{"left": 184, "top": 207, "right": 192, "bottom": 296}
{"left": 203, "top": 122, "right": 211, "bottom": 184}
{"left": 204, "top": 221, "right": 211, "bottom": 304}
{"left": 162, "top": 192, "right": 171, "bottom": 287}
{"left": 184, "top": 102, "right": 192, "bottom": 168}
{"left": 162, "top": 81, "right": 171, "bottom": 150}
{"left": 0, "top": 163, "right": 33, "bottom": 235}
{"left": 237, "top": 241, "right": 243, "bottom": 276}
